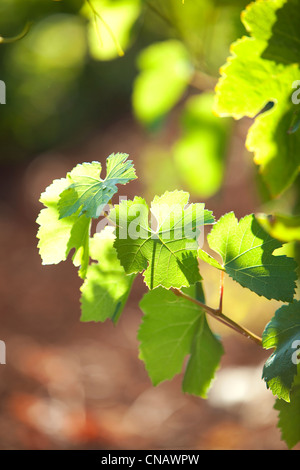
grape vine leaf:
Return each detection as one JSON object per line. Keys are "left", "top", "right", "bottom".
{"left": 261, "top": 0, "right": 300, "bottom": 66}
{"left": 36, "top": 176, "right": 91, "bottom": 279}
{"left": 80, "top": 227, "right": 135, "bottom": 324}
{"left": 206, "top": 212, "right": 297, "bottom": 302}
{"left": 214, "top": 0, "right": 300, "bottom": 197}
{"left": 262, "top": 301, "right": 300, "bottom": 402}
{"left": 138, "top": 286, "right": 224, "bottom": 398}
{"left": 110, "top": 190, "right": 215, "bottom": 289}
{"left": 274, "top": 369, "right": 300, "bottom": 449}
{"left": 58, "top": 153, "right": 137, "bottom": 219}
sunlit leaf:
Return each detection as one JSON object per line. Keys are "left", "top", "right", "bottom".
{"left": 139, "top": 286, "right": 223, "bottom": 397}
{"left": 80, "top": 227, "right": 135, "bottom": 323}
{"left": 207, "top": 212, "right": 297, "bottom": 301}
{"left": 110, "top": 190, "right": 214, "bottom": 289}
{"left": 262, "top": 301, "right": 300, "bottom": 401}
{"left": 214, "top": 0, "right": 300, "bottom": 197}
{"left": 58, "top": 153, "right": 136, "bottom": 219}
{"left": 274, "top": 370, "right": 300, "bottom": 449}
{"left": 36, "top": 176, "right": 91, "bottom": 279}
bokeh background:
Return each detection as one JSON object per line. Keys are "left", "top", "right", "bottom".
{"left": 0, "top": 0, "right": 299, "bottom": 450}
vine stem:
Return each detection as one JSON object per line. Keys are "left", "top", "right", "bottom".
{"left": 171, "top": 288, "right": 263, "bottom": 347}
{"left": 0, "top": 22, "right": 31, "bottom": 44}
{"left": 86, "top": 0, "right": 124, "bottom": 57}
{"left": 218, "top": 270, "right": 224, "bottom": 313}
{"left": 144, "top": 1, "right": 175, "bottom": 29}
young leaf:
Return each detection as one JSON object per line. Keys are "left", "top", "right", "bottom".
{"left": 80, "top": 227, "right": 135, "bottom": 323}
{"left": 262, "top": 301, "right": 300, "bottom": 402}
{"left": 214, "top": 0, "right": 300, "bottom": 197}
{"left": 274, "top": 370, "right": 300, "bottom": 449}
{"left": 197, "top": 249, "right": 225, "bottom": 271}
{"left": 207, "top": 212, "right": 297, "bottom": 302}
{"left": 37, "top": 153, "right": 136, "bottom": 278}
{"left": 58, "top": 153, "right": 137, "bottom": 219}
{"left": 110, "top": 190, "right": 215, "bottom": 289}
{"left": 138, "top": 286, "right": 223, "bottom": 398}
{"left": 36, "top": 176, "right": 91, "bottom": 279}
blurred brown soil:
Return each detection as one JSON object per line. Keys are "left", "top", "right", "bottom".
{"left": 0, "top": 114, "right": 297, "bottom": 450}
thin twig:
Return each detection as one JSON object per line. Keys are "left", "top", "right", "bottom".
{"left": 0, "top": 22, "right": 31, "bottom": 44}
{"left": 144, "top": 1, "right": 174, "bottom": 28}
{"left": 218, "top": 270, "right": 224, "bottom": 313}
{"left": 189, "top": 70, "right": 218, "bottom": 92}
{"left": 171, "top": 288, "right": 263, "bottom": 347}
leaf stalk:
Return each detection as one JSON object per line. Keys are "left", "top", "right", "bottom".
{"left": 171, "top": 288, "right": 263, "bottom": 347}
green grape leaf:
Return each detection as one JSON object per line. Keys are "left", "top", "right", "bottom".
{"left": 214, "top": 0, "right": 300, "bottom": 197}
{"left": 138, "top": 286, "right": 223, "bottom": 398}
{"left": 257, "top": 213, "right": 300, "bottom": 243}
{"left": 274, "top": 370, "right": 300, "bottom": 449}
{"left": 262, "top": 301, "right": 300, "bottom": 402}
{"left": 132, "top": 40, "right": 193, "bottom": 126}
{"left": 80, "top": 227, "right": 135, "bottom": 323}
{"left": 36, "top": 176, "right": 91, "bottom": 279}
{"left": 181, "top": 282, "right": 224, "bottom": 396}
{"left": 58, "top": 153, "right": 137, "bottom": 219}
{"left": 261, "top": 0, "right": 300, "bottom": 66}
{"left": 197, "top": 249, "right": 225, "bottom": 272}
{"left": 110, "top": 190, "right": 215, "bottom": 289}
{"left": 207, "top": 212, "right": 297, "bottom": 301}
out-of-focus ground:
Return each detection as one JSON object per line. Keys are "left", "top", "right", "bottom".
{"left": 0, "top": 113, "right": 298, "bottom": 450}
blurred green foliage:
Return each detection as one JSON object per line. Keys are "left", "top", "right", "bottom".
{"left": 0, "top": 0, "right": 138, "bottom": 159}
{"left": 173, "top": 92, "right": 231, "bottom": 199}
{"left": 132, "top": 39, "right": 193, "bottom": 126}
{"left": 0, "top": 0, "right": 248, "bottom": 183}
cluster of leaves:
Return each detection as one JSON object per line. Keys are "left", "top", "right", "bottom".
{"left": 37, "top": 151, "right": 300, "bottom": 448}
{"left": 0, "top": 0, "right": 245, "bottom": 192}
{"left": 34, "top": 0, "right": 300, "bottom": 451}
{"left": 214, "top": 0, "right": 300, "bottom": 198}
{"left": 212, "top": 0, "right": 300, "bottom": 448}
